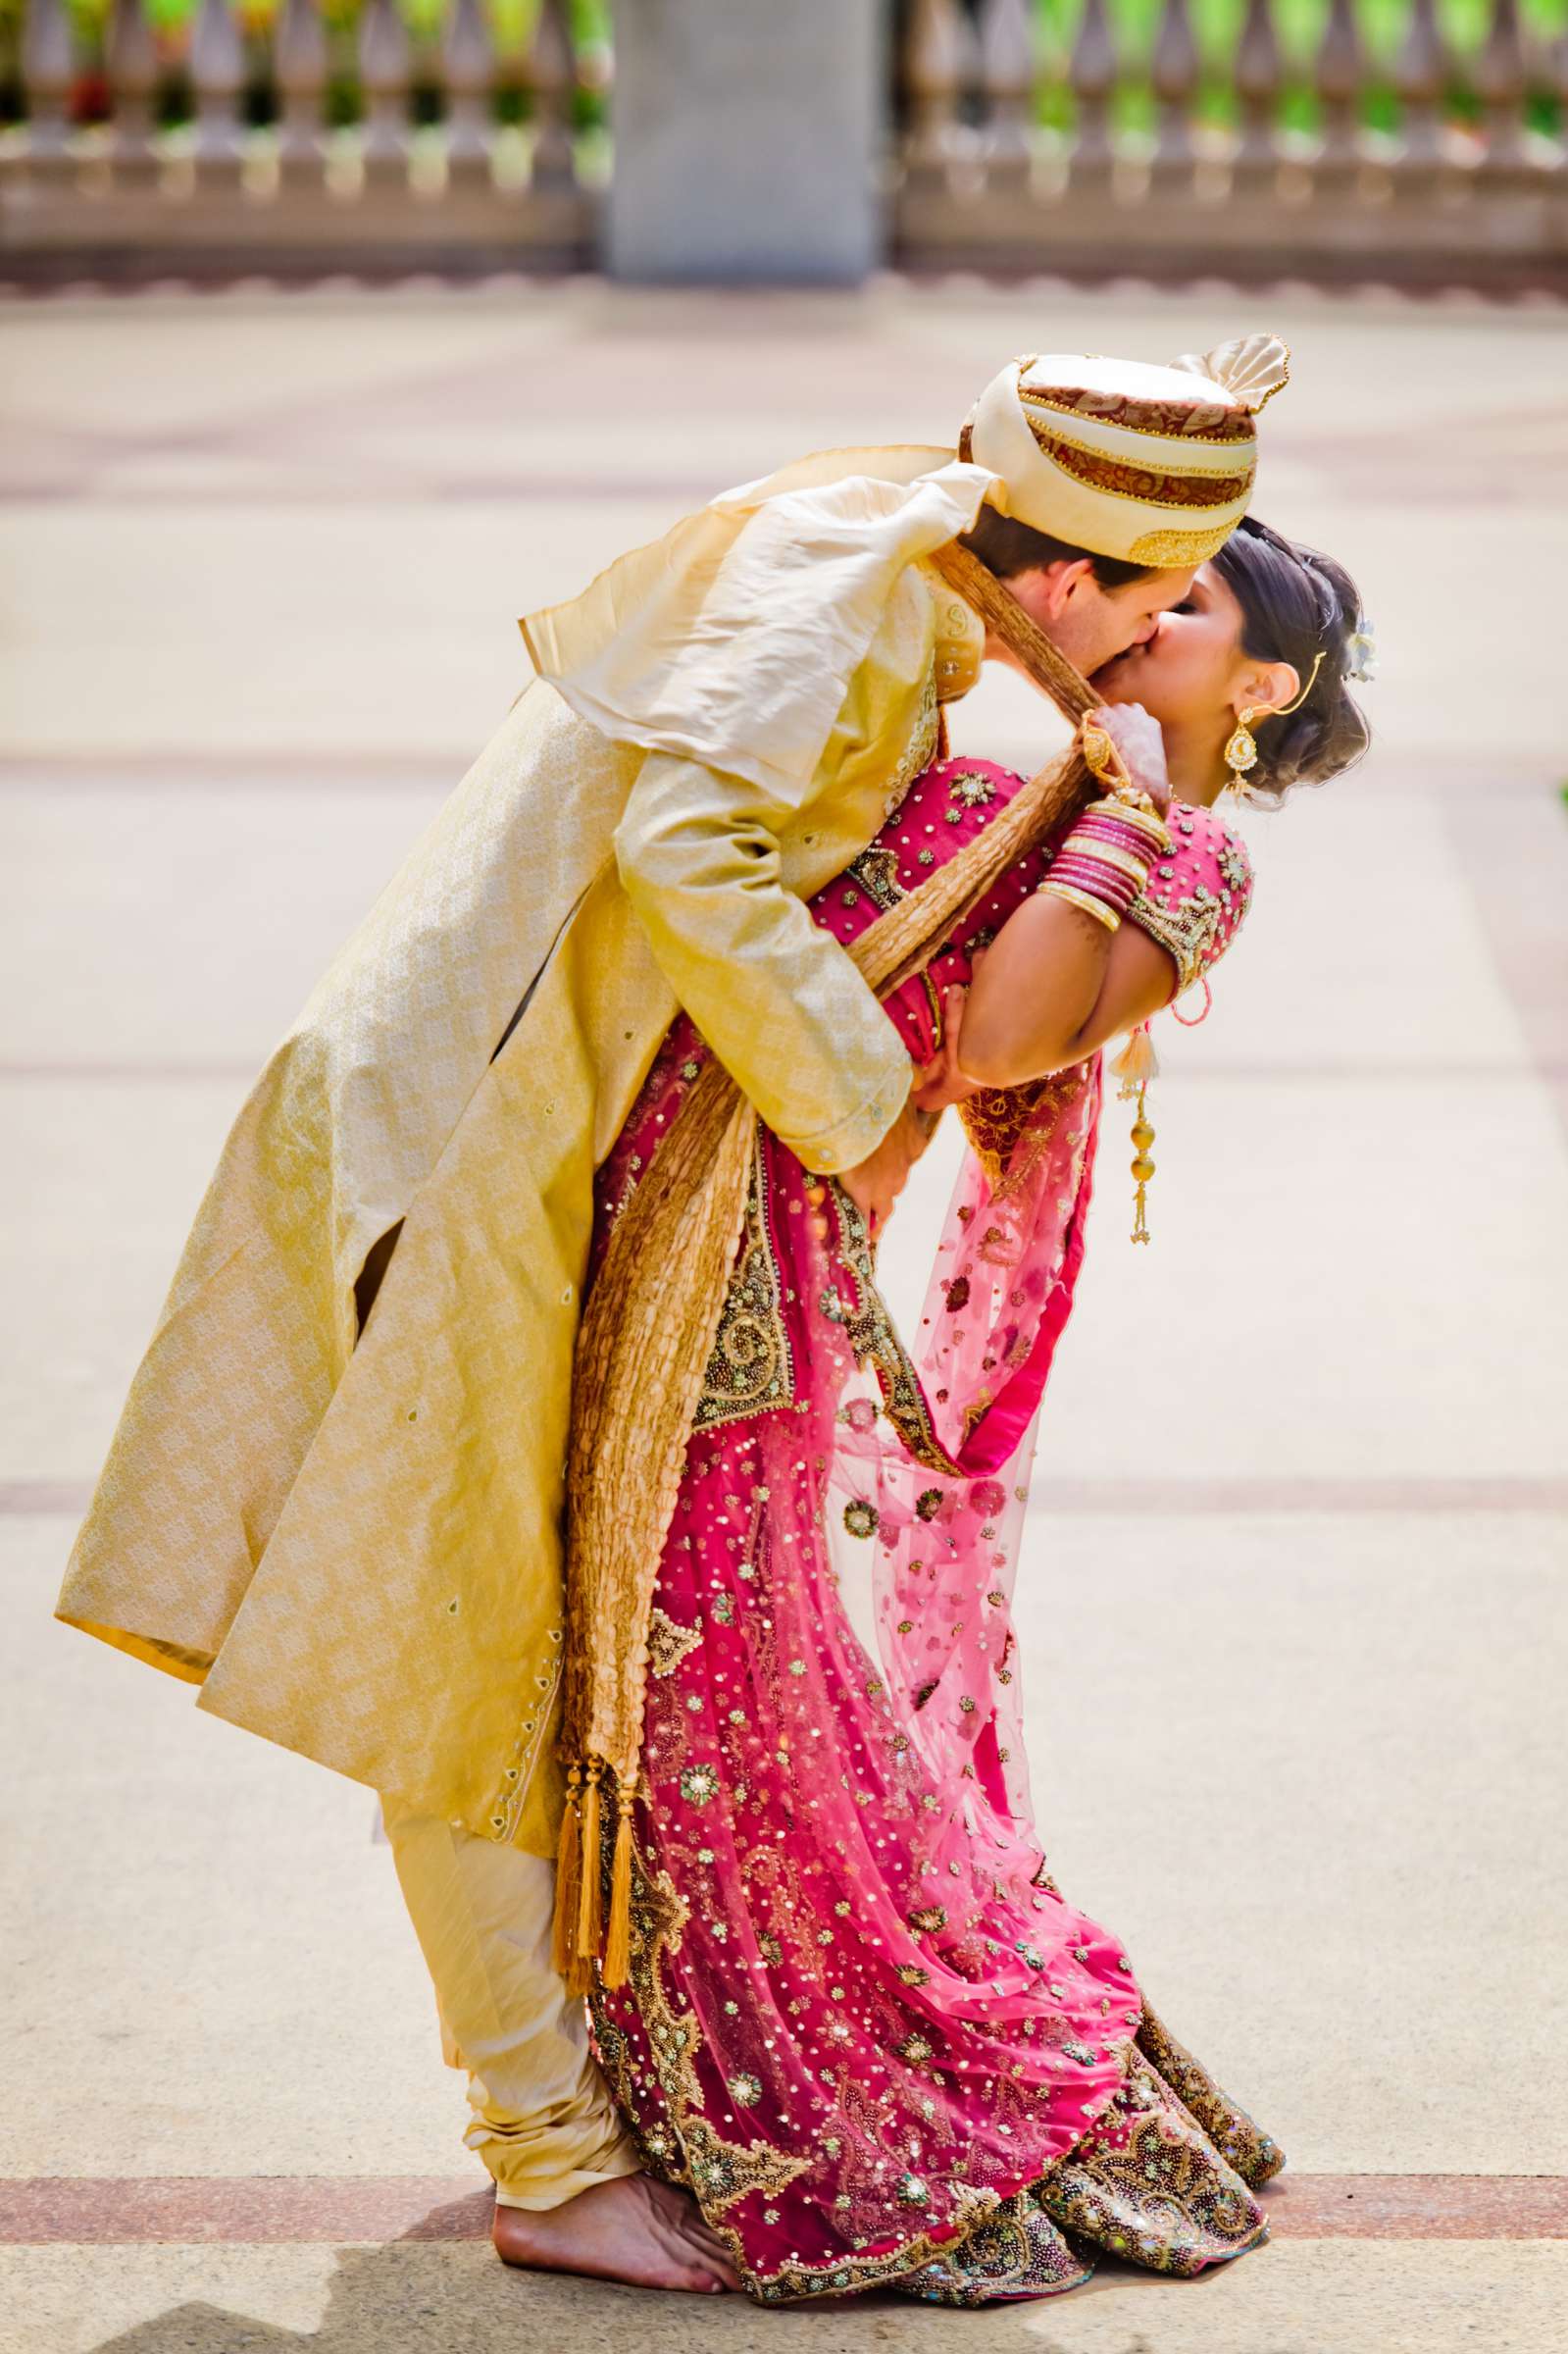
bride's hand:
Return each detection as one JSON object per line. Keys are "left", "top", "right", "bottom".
{"left": 1086, "top": 700, "right": 1172, "bottom": 818}
{"left": 911, "top": 984, "right": 983, "bottom": 1115}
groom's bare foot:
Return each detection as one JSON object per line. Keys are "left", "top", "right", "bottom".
{"left": 492, "top": 2174, "right": 741, "bottom": 2294}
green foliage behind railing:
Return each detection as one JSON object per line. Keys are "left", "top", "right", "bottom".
{"left": 1032, "top": 0, "right": 1568, "bottom": 137}
{"left": 3, "top": 0, "right": 1562, "bottom": 139}
{"left": 0, "top": 0, "right": 614, "bottom": 132}
{"left": 47, "top": 0, "right": 607, "bottom": 36}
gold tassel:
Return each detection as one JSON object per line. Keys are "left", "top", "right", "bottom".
{"left": 551, "top": 1764, "right": 583, "bottom": 1980}
{"left": 602, "top": 1772, "right": 635, "bottom": 1991}
{"left": 1129, "top": 1082, "right": 1155, "bottom": 1245}
{"left": 1110, "top": 1023, "right": 1158, "bottom": 1244}
{"left": 1109, "top": 1020, "right": 1160, "bottom": 1096}
{"left": 576, "top": 1758, "right": 603, "bottom": 1964}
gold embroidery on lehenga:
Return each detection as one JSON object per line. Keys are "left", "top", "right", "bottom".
{"left": 590, "top": 1846, "right": 811, "bottom": 2225}
{"left": 958, "top": 1073, "right": 1075, "bottom": 1192}
{"left": 891, "top": 2187, "right": 1093, "bottom": 2304}
{"left": 692, "top": 1138, "right": 794, "bottom": 1435}
{"left": 844, "top": 844, "right": 906, "bottom": 913}
{"left": 1034, "top": 2051, "right": 1270, "bottom": 2276}
{"left": 1134, "top": 2006, "right": 1284, "bottom": 2188}
{"left": 591, "top": 1733, "right": 1279, "bottom": 2302}
{"left": 681, "top": 2114, "right": 810, "bottom": 2218}
{"left": 752, "top": 2197, "right": 1012, "bottom": 2304}
{"left": 890, "top": 2025, "right": 1277, "bottom": 2308}
{"left": 827, "top": 1186, "right": 964, "bottom": 1477}
{"left": 647, "top": 1608, "right": 704, "bottom": 1681}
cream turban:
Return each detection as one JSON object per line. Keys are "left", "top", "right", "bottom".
{"left": 965, "top": 333, "right": 1290, "bottom": 569}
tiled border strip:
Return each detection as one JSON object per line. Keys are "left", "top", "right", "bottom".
{"left": 1265, "top": 2176, "right": 1568, "bottom": 2239}
{"left": 1, "top": 2175, "right": 1565, "bottom": 2246}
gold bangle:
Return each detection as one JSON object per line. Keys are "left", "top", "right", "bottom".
{"left": 1041, "top": 879, "right": 1122, "bottom": 932}
{"left": 1059, "top": 837, "right": 1151, "bottom": 887}
{"left": 1084, "top": 793, "right": 1170, "bottom": 851}
{"left": 1107, "top": 783, "right": 1168, "bottom": 834}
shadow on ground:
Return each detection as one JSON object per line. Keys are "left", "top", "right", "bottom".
{"left": 86, "top": 2192, "right": 1226, "bottom": 2354}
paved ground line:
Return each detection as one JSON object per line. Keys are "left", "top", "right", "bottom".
{"left": 2, "top": 2175, "right": 1564, "bottom": 2246}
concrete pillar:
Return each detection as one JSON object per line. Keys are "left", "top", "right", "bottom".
{"left": 607, "top": 0, "right": 886, "bottom": 285}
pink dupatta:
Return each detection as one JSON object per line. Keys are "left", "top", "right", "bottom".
{"left": 828, "top": 1051, "right": 1101, "bottom": 1835}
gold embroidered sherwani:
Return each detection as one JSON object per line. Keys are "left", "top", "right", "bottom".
{"left": 57, "top": 448, "right": 993, "bottom": 1862}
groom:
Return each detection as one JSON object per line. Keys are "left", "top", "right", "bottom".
{"left": 56, "top": 340, "right": 1285, "bottom": 2292}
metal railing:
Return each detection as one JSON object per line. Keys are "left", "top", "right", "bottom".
{"left": 891, "top": 0, "right": 1568, "bottom": 281}
{"left": 1, "top": 0, "right": 603, "bottom": 268}
{"left": 2, "top": 0, "right": 1563, "bottom": 281}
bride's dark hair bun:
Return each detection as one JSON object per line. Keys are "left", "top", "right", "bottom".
{"left": 1211, "top": 516, "right": 1372, "bottom": 803}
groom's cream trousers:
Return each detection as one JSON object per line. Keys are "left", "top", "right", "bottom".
{"left": 382, "top": 1799, "right": 640, "bottom": 2209}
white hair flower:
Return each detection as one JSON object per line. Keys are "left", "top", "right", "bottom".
{"left": 1345, "top": 622, "right": 1378, "bottom": 684}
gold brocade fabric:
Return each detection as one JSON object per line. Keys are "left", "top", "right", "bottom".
{"left": 889, "top": 2035, "right": 1279, "bottom": 2306}
{"left": 56, "top": 554, "right": 951, "bottom": 1860}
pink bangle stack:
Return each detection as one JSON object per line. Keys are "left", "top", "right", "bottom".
{"left": 1040, "top": 796, "right": 1170, "bottom": 933}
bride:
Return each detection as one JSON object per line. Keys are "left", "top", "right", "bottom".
{"left": 555, "top": 515, "right": 1370, "bottom": 2305}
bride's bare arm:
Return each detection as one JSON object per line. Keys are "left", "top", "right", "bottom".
{"left": 954, "top": 895, "right": 1176, "bottom": 1088}
{"left": 913, "top": 699, "right": 1185, "bottom": 1102}
{"left": 957, "top": 695, "right": 1178, "bottom": 1086}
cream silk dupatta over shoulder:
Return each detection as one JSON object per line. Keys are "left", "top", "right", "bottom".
{"left": 57, "top": 448, "right": 999, "bottom": 1860}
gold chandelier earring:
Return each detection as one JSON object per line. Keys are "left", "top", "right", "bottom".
{"left": 1222, "top": 651, "right": 1326, "bottom": 802}
{"left": 1222, "top": 710, "right": 1261, "bottom": 800}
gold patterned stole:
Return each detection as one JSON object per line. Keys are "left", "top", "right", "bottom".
{"left": 554, "top": 542, "right": 1100, "bottom": 1990}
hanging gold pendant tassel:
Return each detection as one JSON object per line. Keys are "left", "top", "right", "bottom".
{"left": 576, "top": 1758, "right": 604, "bottom": 1966}
{"left": 551, "top": 1763, "right": 584, "bottom": 1979}
{"left": 1129, "top": 1082, "right": 1155, "bottom": 1244}
{"left": 1109, "top": 1023, "right": 1159, "bottom": 1245}
{"left": 602, "top": 1771, "right": 636, "bottom": 1991}
{"left": 1110, "top": 1020, "right": 1159, "bottom": 1096}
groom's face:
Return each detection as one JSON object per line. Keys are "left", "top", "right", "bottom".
{"left": 1005, "top": 560, "right": 1197, "bottom": 678}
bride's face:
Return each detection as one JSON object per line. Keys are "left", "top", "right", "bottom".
{"left": 1090, "top": 561, "right": 1250, "bottom": 733}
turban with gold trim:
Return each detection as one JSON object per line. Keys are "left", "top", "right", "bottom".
{"left": 964, "top": 333, "right": 1290, "bottom": 570}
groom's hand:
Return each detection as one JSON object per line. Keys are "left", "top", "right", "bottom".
{"left": 839, "top": 1100, "right": 935, "bottom": 1237}
{"left": 1087, "top": 701, "right": 1172, "bottom": 818}
{"left": 911, "top": 982, "right": 982, "bottom": 1115}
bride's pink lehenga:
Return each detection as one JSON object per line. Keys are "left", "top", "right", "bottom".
{"left": 586, "top": 755, "right": 1280, "bottom": 2304}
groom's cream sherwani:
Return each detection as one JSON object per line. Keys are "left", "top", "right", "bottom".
{"left": 57, "top": 450, "right": 993, "bottom": 1863}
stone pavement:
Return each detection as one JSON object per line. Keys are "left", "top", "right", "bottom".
{"left": 1, "top": 276, "right": 1565, "bottom": 2354}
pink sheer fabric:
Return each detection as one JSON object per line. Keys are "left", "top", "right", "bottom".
{"left": 586, "top": 757, "right": 1258, "bottom": 2300}
{"left": 834, "top": 761, "right": 1252, "bottom": 1840}
{"left": 830, "top": 1054, "right": 1102, "bottom": 1833}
